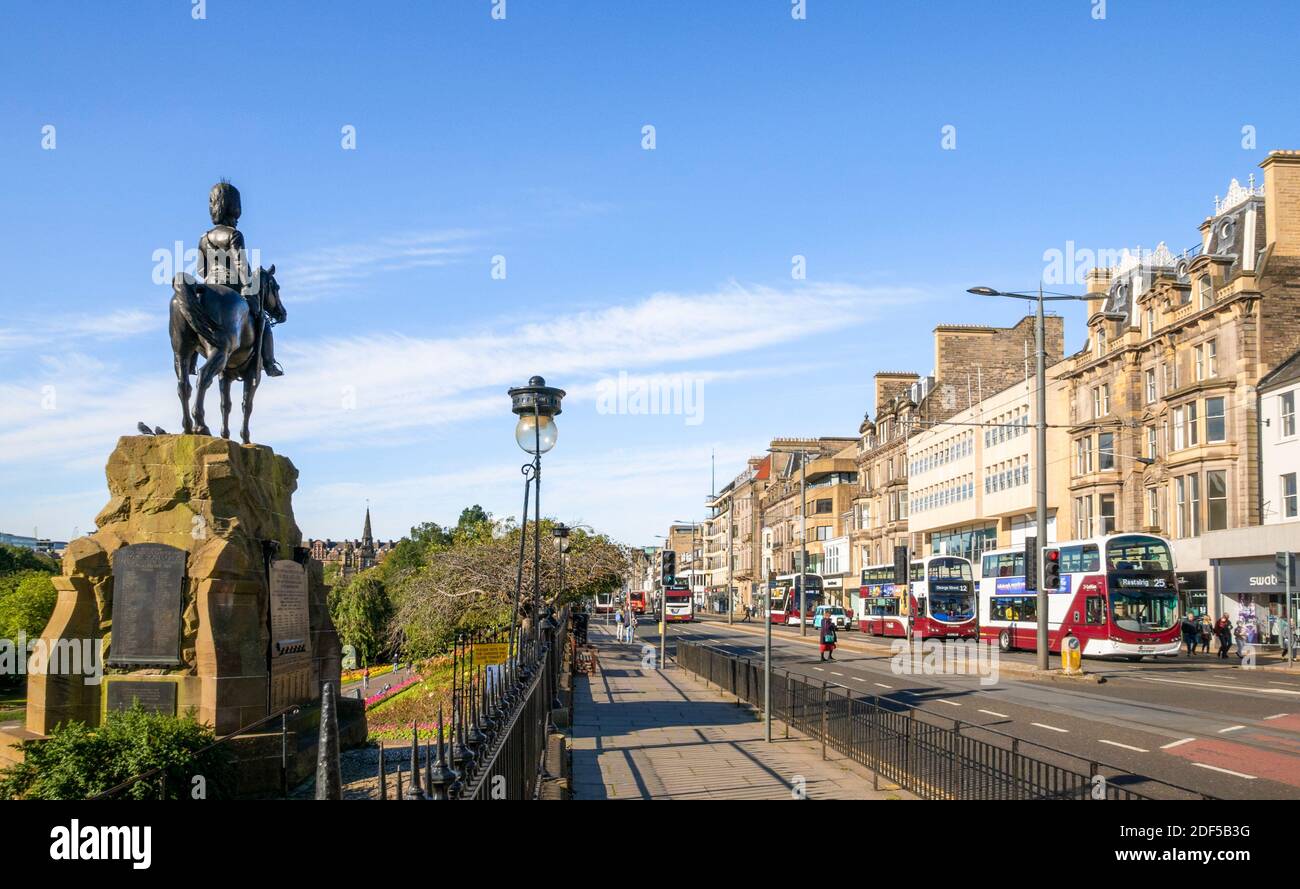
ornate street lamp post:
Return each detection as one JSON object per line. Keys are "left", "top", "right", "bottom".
{"left": 508, "top": 376, "right": 565, "bottom": 659}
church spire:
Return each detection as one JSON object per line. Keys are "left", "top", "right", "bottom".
{"left": 362, "top": 503, "right": 373, "bottom": 546}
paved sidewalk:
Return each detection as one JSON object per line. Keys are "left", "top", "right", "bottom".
{"left": 569, "top": 624, "right": 908, "bottom": 800}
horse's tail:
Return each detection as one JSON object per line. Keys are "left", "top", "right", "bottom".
{"left": 172, "top": 274, "right": 226, "bottom": 351}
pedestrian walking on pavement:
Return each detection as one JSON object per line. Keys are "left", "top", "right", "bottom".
{"left": 1234, "top": 621, "right": 1248, "bottom": 659}
{"left": 1215, "top": 616, "right": 1233, "bottom": 659}
{"left": 628, "top": 610, "right": 638, "bottom": 642}
{"left": 1181, "top": 615, "right": 1199, "bottom": 656}
{"left": 615, "top": 608, "right": 625, "bottom": 642}
{"left": 1199, "top": 614, "right": 1212, "bottom": 654}
{"left": 819, "top": 617, "right": 838, "bottom": 661}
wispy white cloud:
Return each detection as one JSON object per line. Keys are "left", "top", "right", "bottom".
{"left": 277, "top": 229, "right": 480, "bottom": 299}
{"left": 0, "top": 309, "right": 159, "bottom": 355}
{"left": 0, "top": 278, "right": 922, "bottom": 541}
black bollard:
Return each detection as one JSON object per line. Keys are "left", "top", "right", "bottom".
{"left": 315, "top": 681, "right": 342, "bottom": 800}
{"left": 378, "top": 739, "right": 388, "bottom": 800}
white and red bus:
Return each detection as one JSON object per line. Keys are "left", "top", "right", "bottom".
{"left": 664, "top": 583, "right": 694, "bottom": 623}
{"left": 594, "top": 592, "right": 615, "bottom": 614}
{"left": 857, "top": 556, "right": 977, "bottom": 639}
{"left": 628, "top": 591, "right": 648, "bottom": 615}
{"left": 769, "top": 573, "right": 824, "bottom": 625}
{"left": 977, "top": 533, "right": 1181, "bottom": 660}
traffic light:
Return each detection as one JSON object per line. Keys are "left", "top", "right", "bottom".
{"left": 1024, "top": 536, "right": 1038, "bottom": 592}
{"left": 893, "top": 545, "right": 909, "bottom": 586}
{"left": 1043, "top": 547, "right": 1061, "bottom": 591}
{"left": 661, "top": 550, "right": 676, "bottom": 584}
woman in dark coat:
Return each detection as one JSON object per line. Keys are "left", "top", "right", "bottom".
{"left": 1214, "top": 616, "right": 1233, "bottom": 659}
{"left": 819, "top": 616, "right": 838, "bottom": 661}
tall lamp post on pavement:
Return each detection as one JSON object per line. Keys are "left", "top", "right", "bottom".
{"left": 968, "top": 285, "right": 1124, "bottom": 670}
{"left": 508, "top": 376, "right": 565, "bottom": 659}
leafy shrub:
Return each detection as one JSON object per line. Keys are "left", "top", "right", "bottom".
{"left": 0, "top": 705, "right": 234, "bottom": 800}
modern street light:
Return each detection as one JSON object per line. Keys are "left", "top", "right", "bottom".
{"left": 507, "top": 376, "right": 565, "bottom": 660}
{"left": 967, "top": 286, "right": 1125, "bottom": 670}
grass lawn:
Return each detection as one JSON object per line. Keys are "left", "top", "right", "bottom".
{"left": 365, "top": 658, "right": 456, "bottom": 742}
{"left": 0, "top": 686, "right": 27, "bottom": 723}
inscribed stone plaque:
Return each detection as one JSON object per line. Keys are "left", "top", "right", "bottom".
{"left": 108, "top": 543, "right": 186, "bottom": 667}
{"left": 269, "top": 559, "right": 313, "bottom": 709}
{"left": 270, "top": 559, "right": 310, "bottom": 658}
{"left": 106, "top": 679, "right": 178, "bottom": 716}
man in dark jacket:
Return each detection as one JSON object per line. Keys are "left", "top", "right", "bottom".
{"left": 1181, "top": 615, "right": 1199, "bottom": 656}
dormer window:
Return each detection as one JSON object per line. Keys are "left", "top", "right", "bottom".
{"left": 1197, "top": 276, "right": 1213, "bottom": 310}
{"left": 1095, "top": 323, "right": 1107, "bottom": 358}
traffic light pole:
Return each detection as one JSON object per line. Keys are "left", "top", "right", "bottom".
{"left": 800, "top": 451, "right": 808, "bottom": 638}
{"left": 1034, "top": 286, "right": 1050, "bottom": 671}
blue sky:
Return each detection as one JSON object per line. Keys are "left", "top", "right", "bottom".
{"left": 2, "top": 0, "right": 1298, "bottom": 545}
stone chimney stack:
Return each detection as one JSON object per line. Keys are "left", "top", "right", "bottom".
{"left": 1085, "top": 267, "right": 1111, "bottom": 319}
{"left": 1261, "top": 150, "right": 1300, "bottom": 256}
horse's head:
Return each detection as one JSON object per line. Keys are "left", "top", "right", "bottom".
{"left": 259, "top": 264, "right": 286, "bottom": 324}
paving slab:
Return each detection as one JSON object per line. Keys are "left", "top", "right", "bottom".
{"left": 570, "top": 627, "right": 910, "bottom": 800}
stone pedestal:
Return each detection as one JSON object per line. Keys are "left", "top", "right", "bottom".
{"left": 16, "top": 434, "right": 343, "bottom": 740}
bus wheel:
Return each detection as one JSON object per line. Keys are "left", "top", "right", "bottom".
{"left": 998, "top": 630, "right": 1012, "bottom": 652}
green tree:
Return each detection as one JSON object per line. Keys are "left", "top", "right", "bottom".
{"left": 0, "top": 545, "right": 57, "bottom": 576}
{"left": 0, "top": 571, "right": 57, "bottom": 640}
{"left": 382, "top": 521, "right": 451, "bottom": 576}
{"left": 390, "top": 515, "right": 630, "bottom": 658}
{"left": 328, "top": 573, "right": 393, "bottom": 665}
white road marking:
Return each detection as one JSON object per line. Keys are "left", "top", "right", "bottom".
{"left": 1269, "top": 681, "right": 1300, "bottom": 687}
{"left": 874, "top": 682, "right": 893, "bottom": 689}
{"left": 1218, "top": 725, "right": 1246, "bottom": 734}
{"left": 1265, "top": 713, "right": 1290, "bottom": 720}
{"left": 978, "top": 709, "right": 1010, "bottom": 719}
{"left": 1190, "top": 762, "right": 1257, "bottom": 780}
{"left": 1160, "top": 738, "right": 1197, "bottom": 750}
{"left": 1133, "top": 676, "right": 1300, "bottom": 695}
{"left": 1031, "top": 722, "right": 1069, "bottom": 733}
{"left": 813, "top": 667, "right": 824, "bottom": 672}
{"left": 852, "top": 677, "right": 866, "bottom": 682}
{"left": 830, "top": 672, "right": 844, "bottom": 677}
{"left": 1098, "top": 739, "right": 1149, "bottom": 753}
{"left": 936, "top": 699, "right": 962, "bottom": 707}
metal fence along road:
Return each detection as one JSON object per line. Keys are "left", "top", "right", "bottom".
{"left": 675, "top": 640, "right": 1213, "bottom": 800}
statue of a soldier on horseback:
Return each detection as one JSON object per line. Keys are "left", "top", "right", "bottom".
{"left": 171, "top": 180, "right": 285, "bottom": 444}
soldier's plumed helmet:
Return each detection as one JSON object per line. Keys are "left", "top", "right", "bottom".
{"left": 209, "top": 180, "right": 242, "bottom": 226}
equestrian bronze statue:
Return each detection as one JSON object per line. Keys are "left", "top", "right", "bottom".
{"left": 170, "top": 181, "right": 286, "bottom": 444}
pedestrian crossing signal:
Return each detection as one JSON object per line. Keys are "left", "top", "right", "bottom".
{"left": 1043, "top": 548, "right": 1061, "bottom": 591}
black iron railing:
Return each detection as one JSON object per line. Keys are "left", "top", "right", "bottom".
{"left": 675, "top": 640, "right": 1213, "bottom": 801}
{"left": 449, "top": 607, "right": 568, "bottom": 800}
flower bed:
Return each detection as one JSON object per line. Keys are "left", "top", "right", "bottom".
{"left": 341, "top": 663, "right": 395, "bottom": 685}
{"left": 364, "top": 674, "right": 421, "bottom": 710}
{"left": 364, "top": 657, "right": 456, "bottom": 741}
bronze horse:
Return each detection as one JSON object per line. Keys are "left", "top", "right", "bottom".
{"left": 170, "top": 266, "right": 284, "bottom": 443}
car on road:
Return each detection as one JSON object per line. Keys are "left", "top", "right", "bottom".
{"left": 812, "top": 605, "right": 850, "bottom": 630}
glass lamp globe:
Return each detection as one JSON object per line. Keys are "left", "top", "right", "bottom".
{"left": 515, "top": 413, "right": 557, "bottom": 454}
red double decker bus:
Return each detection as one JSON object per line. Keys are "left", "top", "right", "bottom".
{"left": 977, "top": 533, "right": 1181, "bottom": 660}
{"left": 663, "top": 582, "right": 694, "bottom": 622}
{"left": 857, "top": 556, "right": 977, "bottom": 640}
{"left": 769, "top": 574, "right": 823, "bottom": 626}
